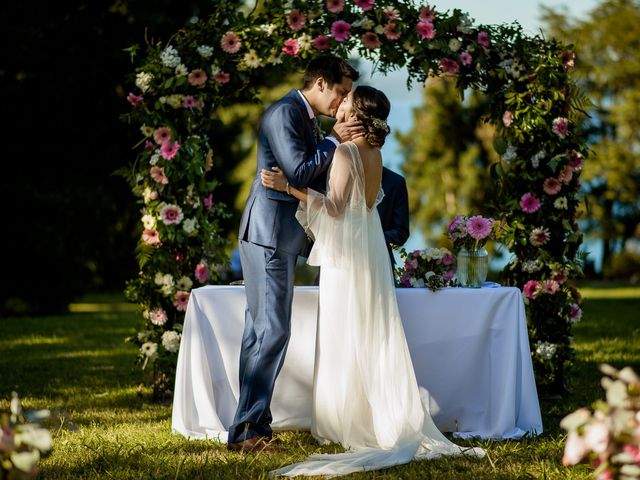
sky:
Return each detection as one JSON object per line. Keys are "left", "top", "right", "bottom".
{"left": 365, "top": 0, "right": 603, "bottom": 263}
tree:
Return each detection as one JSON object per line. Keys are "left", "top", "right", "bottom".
{"left": 541, "top": 0, "right": 640, "bottom": 269}
{"left": 397, "top": 77, "right": 499, "bottom": 243}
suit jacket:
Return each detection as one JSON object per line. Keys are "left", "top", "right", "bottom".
{"left": 377, "top": 167, "right": 410, "bottom": 266}
{"left": 239, "top": 90, "right": 337, "bottom": 255}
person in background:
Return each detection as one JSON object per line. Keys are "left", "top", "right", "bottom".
{"left": 378, "top": 167, "right": 410, "bottom": 267}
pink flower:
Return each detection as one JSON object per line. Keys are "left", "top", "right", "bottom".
{"left": 331, "top": 20, "right": 351, "bottom": 42}
{"left": 441, "top": 252, "right": 455, "bottom": 266}
{"left": 161, "top": 141, "right": 180, "bottom": 160}
{"left": 160, "top": 204, "right": 184, "bottom": 225}
{"left": 477, "top": 31, "right": 490, "bottom": 48}
{"left": 569, "top": 303, "right": 582, "bottom": 323}
{"left": 552, "top": 117, "right": 569, "bottom": 138}
{"left": 447, "top": 215, "right": 467, "bottom": 239}
{"left": 416, "top": 21, "right": 435, "bottom": 40}
{"left": 214, "top": 71, "right": 230, "bottom": 84}
{"left": 384, "top": 6, "right": 400, "bottom": 20}
{"left": 466, "top": 215, "right": 493, "bottom": 241}
{"left": 355, "top": 0, "right": 374, "bottom": 11}
{"left": 460, "top": 51, "right": 473, "bottom": 66}
{"left": 195, "top": 263, "right": 209, "bottom": 283}
{"left": 361, "top": 32, "right": 381, "bottom": 49}
{"left": 282, "top": 38, "right": 301, "bottom": 56}
{"left": 559, "top": 166, "right": 573, "bottom": 185}
{"left": 560, "top": 49, "right": 575, "bottom": 70}
{"left": 384, "top": 23, "right": 401, "bottom": 41}
{"left": 623, "top": 444, "right": 640, "bottom": 462}
{"left": 313, "top": 35, "right": 331, "bottom": 50}
{"left": 401, "top": 275, "right": 412, "bottom": 287}
{"left": 150, "top": 166, "right": 169, "bottom": 184}
{"left": 568, "top": 150, "right": 584, "bottom": 170}
{"left": 543, "top": 177, "right": 562, "bottom": 195}
{"left": 188, "top": 69, "right": 207, "bottom": 86}
{"left": 562, "top": 431, "right": 587, "bottom": 466}
{"left": 127, "top": 92, "right": 143, "bottom": 106}
{"left": 326, "top": 0, "right": 344, "bottom": 13}
{"left": 287, "top": 9, "right": 305, "bottom": 30}
{"left": 221, "top": 31, "right": 241, "bottom": 54}
{"left": 552, "top": 269, "right": 568, "bottom": 284}
{"left": 203, "top": 194, "right": 213, "bottom": 210}
{"left": 530, "top": 227, "right": 550, "bottom": 247}
{"left": 419, "top": 5, "right": 436, "bottom": 22}
{"left": 523, "top": 280, "right": 540, "bottom": 300}
{"left": 153, "top": 127, "right": 171, "bottom": 145}
{"left": 142, "top": 229, "right": 161, "bottom": 246}
{"left": 150, "top": 308, "right": 168, "bottom": 326}
{"left": 502, "top": 110, "right": 514, "bottom": 127}
{"left": 443, "top": 269, "right": 456, "bottom": 282}
{"left": 174, "top": 291, "right": 191, "bottom": 311}
{"left": 182, "top": 95, "right": 197, "bottom": 109}
{"left": 541, "top": 279, "right": 560, "bottom": 295}
{"left": 440, "top": 58, "right": 460, "bottom": 74}
{"left": 520, "top": 193, "right": 541, "bottom": 214}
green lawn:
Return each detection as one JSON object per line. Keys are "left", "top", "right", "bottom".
{"left": 1, "top": 285, "right": 639, "bottom": 479}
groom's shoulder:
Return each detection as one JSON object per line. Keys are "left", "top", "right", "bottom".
{"left": 264, "top": 90, "right": 304, "bottom": 118}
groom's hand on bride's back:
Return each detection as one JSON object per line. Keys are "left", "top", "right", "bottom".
{"left": 332, "top": 119, "right": 364, "bottom": 143}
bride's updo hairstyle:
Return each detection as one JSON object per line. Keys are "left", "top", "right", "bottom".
{"left": 351, "top": 86, "right": 391, "bottom": 148}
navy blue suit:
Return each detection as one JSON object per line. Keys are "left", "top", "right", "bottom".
{"left": 377, "top": 167, "right": 410, "bottom": 267}
{"left": 230, "top": 90, "right": 337, "bottom": 443}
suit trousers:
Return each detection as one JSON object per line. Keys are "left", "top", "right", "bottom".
{"left": 227, "top": 240, "right": 297, "bottom": 443}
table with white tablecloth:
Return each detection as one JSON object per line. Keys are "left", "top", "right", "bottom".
{"left": 171, "top": 285, "right": 543, "bottom": 441}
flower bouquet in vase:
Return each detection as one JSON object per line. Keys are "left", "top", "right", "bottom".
{"left": 447, "top": 215, "right": 497, "bottom": 288}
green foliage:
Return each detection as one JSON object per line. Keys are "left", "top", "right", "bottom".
{"left": 541, "top": 0, "right": 640, "bottom": 268}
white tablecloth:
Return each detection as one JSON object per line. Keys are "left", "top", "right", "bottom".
{"left": 172, "top": 286, "right": 542, "bottom": 441}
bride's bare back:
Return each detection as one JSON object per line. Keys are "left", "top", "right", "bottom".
{"left": 351, "top": 138, "right": 382, "bottom": 209}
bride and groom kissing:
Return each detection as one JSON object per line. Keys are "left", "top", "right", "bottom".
{"left": 228, "top": 55, "right": 484, "bottom": 476}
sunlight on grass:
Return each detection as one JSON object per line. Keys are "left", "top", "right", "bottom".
{"left": 1, "top": 284, "right": 638, "bottom": 479}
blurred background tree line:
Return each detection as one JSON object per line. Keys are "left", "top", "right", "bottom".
{"left": 398, "top": 0, "right": 640, "bottom": 280}
{"left": 3, "top": 0, "right": 638, "bottom": 314}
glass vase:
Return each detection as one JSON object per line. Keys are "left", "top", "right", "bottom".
{"left": 456, "top": 247, "right": 489, "bottom": 288}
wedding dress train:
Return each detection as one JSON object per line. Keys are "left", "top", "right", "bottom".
{"left": 271, "top": 142, "right": 484, "bottom": 477}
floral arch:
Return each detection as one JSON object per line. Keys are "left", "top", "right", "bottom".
{"left": 121, "top": 0, "right": 587, "bottom": 397}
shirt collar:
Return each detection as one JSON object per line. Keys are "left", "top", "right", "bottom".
{"left": 296, "top": 90, "right": 315, "bottom": 120}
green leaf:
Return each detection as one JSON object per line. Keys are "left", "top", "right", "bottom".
{"left": 493, "top": 137, "right": 508, "bottom": 155}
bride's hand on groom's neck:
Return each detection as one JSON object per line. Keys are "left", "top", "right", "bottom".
{"left": 332, "top": 118, "right": 364, "bottom": 143}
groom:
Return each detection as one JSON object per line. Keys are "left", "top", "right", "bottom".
{"left": 228, "top": 56, "right": 361, "bottom": 451}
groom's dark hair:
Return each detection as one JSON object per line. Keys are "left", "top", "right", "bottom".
{"left": 303, "top": 56, "right": 359, "bottom": 89}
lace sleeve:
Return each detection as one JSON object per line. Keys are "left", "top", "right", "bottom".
{"left": 307, "top": 144, "right": 354, "bottom": 218}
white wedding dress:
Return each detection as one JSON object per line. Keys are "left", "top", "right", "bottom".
{"left": 271, "top": 142, "right": 485, "bottom": 477}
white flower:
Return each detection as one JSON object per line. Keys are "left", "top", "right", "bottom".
{"left": 141, "top": 214, "right": 156, "bottom": 229}
{"left": 161, "top": 330, "right": 181, "bottom": 353}
{"left": 141, "top": 341, "right": 158, "bottom": 357}
{"left": 140, "top": 125, "right": 154, "bottom": 137}
{"left": 149, "top": 152, "right": 161, "bottom": 166}
{"left": 531, "top": 150, "right": 546, "bottom": 168}
{"left": 554, "top": 197, "right": 568, "bottom": 209}
{"left": 457, "top": 13, "right": 474, "bottom": 34}
{"left": 210, "top": 64, "right": 220, "bottom": 76}
{"left": 135, "top": 72, "right": 153, "bottom": 93}
{"left": 174, "top": 64, "right": 188, "bottom": 77}
{"left": 260, "top": 23, "right": 277, "bottom": 36}
{"left": 137, "top": 330, "right": 152, "bottom": 342}
{"left": 149, "top": 309, "right": 168, "bottom": 326}
{"left": 10, "top": 450, "right": 41, "bottom": 473}
{"left": 535, "top": 341, "right": 557, "bottom": 360}
{"left": 522, "top": 259, "right": 543, "bottom": 273}
{"left": 362, "top": 19, "right": 375, "bottom": 30}
{"left": 448, "top": 38, "right": 462, "bottom": 52}
{"left": 384, "top": 6, "right": 400, "bottom": 19}
{"left": 176, "top": 276, "right": 193, "bottom": 291}
{"left": 183, "top": 218, "right": 198, "bottom": 234}
{"left": 162, "top": 273, "right": 174, "bottom": 288}
{"left": 197, "top": 45, "right": 214, "bottom": 58}
{"left": 374, "top": 24, "right": 385, "bottom": 34}
{"left": 243, "top": 49, "right": 262, "bottom": 69}
{"left": 502, "top": 144, "right": 518, "bottom": 162}
{"left": 409, "top": 277, "right": 426, "bottom": 288}
{"left": 297, "top": 33, "right": 312, "bottom": 50}
{"left": 143, "top": 187, "right": 158, "bottom": 204}
{"left": 403, "top": 41, "right": 415, "bottom": 54}
{"left": 160, "top": 45, "right": 182, "bottom": 68}
{"left": 13, "top": 424, "right": 52, "bottom": 453}
{"left": 159, "top": 204, "right": 184, "bottom": 225}
{"left": 425, "top": 271, "right": 436, "bottom": 280}
{"left": 154, "top": 272, "right": 165, "bottom": 285}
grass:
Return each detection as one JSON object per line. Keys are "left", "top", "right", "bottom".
{"left": 1, "top": 285, "right": 639, "bottom": 479}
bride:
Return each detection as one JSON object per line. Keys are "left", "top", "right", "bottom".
{"left": 260, "top": 85, "right": 485, "bottom": 477}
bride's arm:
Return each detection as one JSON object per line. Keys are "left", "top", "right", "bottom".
{"left": 261, "top": 167, "right": 308, "bottom": 203}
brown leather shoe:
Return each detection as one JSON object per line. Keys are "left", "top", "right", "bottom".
{"left": 226, "top": 436, "right": 280, "bottom": 453}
